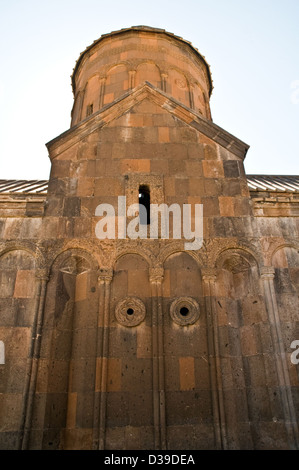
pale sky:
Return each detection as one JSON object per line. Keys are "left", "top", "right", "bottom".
{"left": 0, "top": 0, "right": 298, "bottom": 180}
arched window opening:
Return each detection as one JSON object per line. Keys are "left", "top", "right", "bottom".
{"left": 86, "top": 103, "right": 93, "bottom": 117}
{"left": 139, "top": 185, "right": 150, "bottom": 225}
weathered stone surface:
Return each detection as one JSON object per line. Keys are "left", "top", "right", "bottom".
{"left": 0, "top": 26, "right": 298, "bottom": 451}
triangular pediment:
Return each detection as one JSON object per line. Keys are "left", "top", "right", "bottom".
{"left": 46, "top": 82, "right": 249, "bottom": 160}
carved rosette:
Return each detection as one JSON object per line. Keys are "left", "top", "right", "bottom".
{"left": 115, "top": 297, "right": 146, "bottom": 327}
{"left": 170, "top": 297, "right": 200, "bottom": 326}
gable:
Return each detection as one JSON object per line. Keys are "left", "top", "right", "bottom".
{"left": 46, "top": 82, "right": 249, "bottom": 161}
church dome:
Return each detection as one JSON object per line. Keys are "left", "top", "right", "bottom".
{"left": 70, "top": 26, "right": 213, "bottom": 126}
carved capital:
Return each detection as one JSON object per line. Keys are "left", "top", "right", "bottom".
{"left": 260, "top": 266, "right": 275, "bottom": 280}
{"left": 260, "top": 266, "right": 275, "bottom": 279}
{"left": 98, "top": 268, "right": 113, "bottom": 284}
{"left": 149, "top": 267, "right": 164, "bottom": 284}
{"left": 201, "top": 267, "right": 217, "bottom": 283}
{"left": 35, "top": 268, "right": 49, "bottom": 281}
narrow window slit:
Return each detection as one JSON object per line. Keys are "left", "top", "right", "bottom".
{"left": 139, "top": 185, "right": 150, "bottom": 225}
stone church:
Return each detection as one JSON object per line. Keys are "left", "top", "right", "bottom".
{"left": 0, "top": 26, "right": 298, "bottom": 450}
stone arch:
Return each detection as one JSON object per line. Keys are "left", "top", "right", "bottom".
{"left": 271, "top": 243, "right": 299, "bottom": 268}
{"left": 167, "top": 67, "right": 190, "bottom": 107}
{"left": 157, "top": 241, "right": 206, "bottom": 268}
{"left": 106, "top": 252, "right": 153, "bottom": 449}
{"left": 192, "top": 81, "right": 207, "bottom": 116}
{"left": 214, "top": 247, "right": 275, "bottom": 449}
{"left": 81, "top": 74, "right": 101, "bottom": 118}
{"left": 214, "top": 242, "right": 260, "bottom": 269}
{"left": 135, "top": 61, "right": 161, "bottom": 89}
{"left": 271, "top": 244, "right": 299, "bottom": 395}
{"left": 0, "top": 240, "right": 45, "bottom": 268}
{"left": 115, "top": 245, "right": 153, "bottom": 269}
{"left": 111, "top": 252, "right": 151, "bottom": 316}
{"left": 0, "top": 248, "right": 38, "bottom": 447}
{"left": 104, "top": 63, "right": 130, "bottom": 106}
{"left": 71, "top": 89, "right": 85, "bottom": 126}
{"left": 161, "top": 251, "right": 211, "bottom": 449}
{"left": 49, "top": 247, "right": 99, "bottom": 274}
{"left": 38, "top": 248, "right": 99, "bottom": 449}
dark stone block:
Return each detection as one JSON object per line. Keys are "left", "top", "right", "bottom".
{"left": 63, "top": 197, "right": 81, "bottom": 217}
{"left": 0, "top": 431, "right": 19, "bottom": 450}
{"left": 165, "top": 390, "right": 213, "bottom": 425}
{"left": 223, "top": 160, "right": 240, "bottom": 178}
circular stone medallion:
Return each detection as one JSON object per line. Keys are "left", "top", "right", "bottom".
{"left": 115, "top": 297, "right": 146, "bottom": 327}
{"left": 170, "top": 297, "right": 200, "bottom": 326}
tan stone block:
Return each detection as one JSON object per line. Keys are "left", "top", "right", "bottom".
{"left": 0, "top": 271, "right": 16, "bottom": 298}
{"left": 164, "top": 177, "right": 175, "bottom": 197}
{"left": 97, "top": 142, "right": 113, "bottom": 158}
{"left": 189, "top": 178, "right": 204, "bottom": 196}
{"left": 63, "top": 428, "right": 93, "bottom": 450}
{"left": 0, "top": 327, "right": 30, "bottom": 359}
{"left": 112, "top": 143, "right": 127, "bottom": 159}
{"left": 94, "top": 177, "right": 123, "bottom": 196}
{"left": 271, "top": 247, "right": 288, "bottom": 268}
{"left": 73, "top": 217, "right": 91, "bottom": 238}
{"left": 143, "top": 115, "right": 153, "bottom": 126}
{"left": 121, "top": 159, "right": 151, "bottom": 173}
{"left": 39, "top": 217, "right": 61, "bottom": 239}
{"left": 158, "top": 127, "right": 170, "bottom": 143}
{"left": 289, "top": 363, "right": 299, "bottom": 386}
{"left": 216, "top": 299, "right": 228, "bottom": 326}
{"left": 204, "top": 178, "right": 220, "bottom": 196}
{"left": 185, "top": 161, "right": 202, "bottom": 177}
{"left": 13, "top": 270, "right": 35, "bottom": 298}
{"left": 0, "top": 393, "right": 23, "bottom": 431}
{"left": 179, "top": 357, "right": 195, "bottom": 390}
{"left": 128, "top": 269, "right": 150, "bottom": 297}
{"left": 66, "top": 392, "right": 77, "bottom": 428}
{"left": 107, "top": 358, "right": 122, "bottom": 392}
{"left": 241, "top": 327, "right": 257, "bottom": 356}
{"left": 202, "top": 160, "right": 224, "bottom": 178}
{"left": 179, "top": 127, "right": 198, "bottom": 143}
{"left": 51, "top": 161, "right": 70, "bottom": 178}
{"left": 150, "top": 159, "right": 169, "bottom": 175}
{"left": 219, "top": 196, "right": 235, "bottom": 216}
{"left": 175, "top": 178, "right": 190, "bottom": 196}
{"left": 95, "top": 159, "right": 106, "bottom": 176}
{"left": 3, "top": 219, "right": 22, "bottom": 239}
{"left": 202, "top": 197, "right": 220, "bottom": 216}
{"left": 103, "top": 92, "right": 114, "bottom": 104}
{"left": 204, "top": 144, "right": 218, "bottom": 159}
{"left": 75, "top": 272, "right": 87, "bottom": 302}
{"left": 162, "top": 269, "right": 171, "bottom": 297}
{"left": 169, "top": 160, "right": 186, "bottom": 175}
{"left": 127, "top": 114, "right": 144, "bottom": 127}
{"left": 234, "top": 197, "right": 252, "bottom": 216}
{"left": 134, "top": 99, "right": 161, "bottom": 115}
{"left": 137, "top": 325, "right": 152, "bottom": 358}
{"left": 187, "top": 143, "right": 204, "bottom": 159}
{"left": 77, "top": 177, "right": 95, "bottom": 196}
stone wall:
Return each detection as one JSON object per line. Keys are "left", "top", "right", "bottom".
{"left": 0, "top": 27, "right": 298, "bottom": 450}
